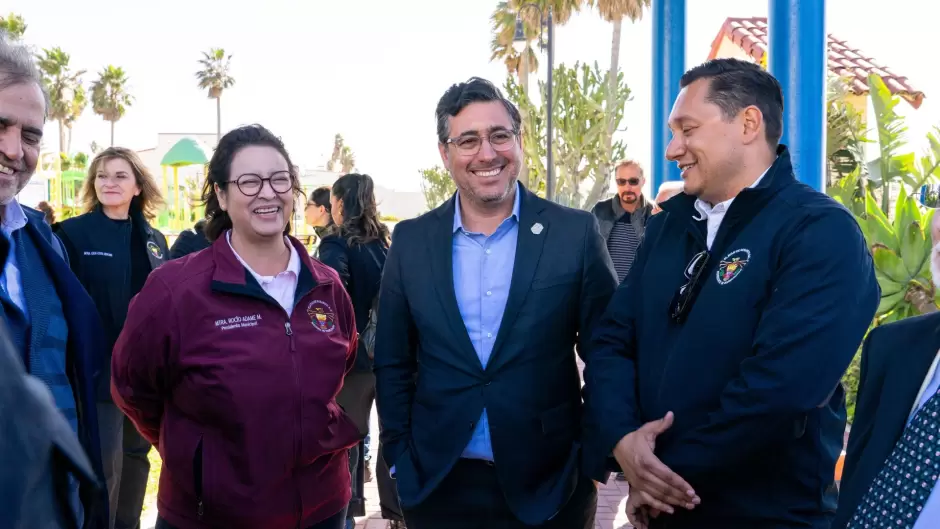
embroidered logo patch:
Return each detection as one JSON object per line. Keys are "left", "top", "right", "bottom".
{"left": 147, "top": 241, "right": 163, "bottom": 259}
{"left": 306, "top": 300, "right": 336, "bottom": 332}
{"left": 716, "top": 249, "right": 751, "bottom": 285}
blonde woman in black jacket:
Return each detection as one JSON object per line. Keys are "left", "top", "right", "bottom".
{"left": 53, "top": 147, "right": 169, "bottom": 529}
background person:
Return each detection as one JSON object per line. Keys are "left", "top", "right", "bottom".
{"left": 318, "top": 172, "right": 403, "bottom": 529}
{"left": 54, "top": 146, "right": 169, "bottom": 529}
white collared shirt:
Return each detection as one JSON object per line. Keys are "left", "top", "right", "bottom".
{"left": 693, "top": 164, "right": 773, "bottom": 249}
{"left": 226, "top": 231, "right": 301, "bottom": 315}
{"left": 0, "top": 199, "right": 29, "bottom": 313}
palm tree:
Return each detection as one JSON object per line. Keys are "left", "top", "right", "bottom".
{"left": 327, "top": 134, "right": 344, "bottom": 172}
{"left": 490, "top": 0, "right": 582, "bottom": 94}
{"left": 0, "top": 13, "right": 26, "bottom": 40}
{"left": 37, "top": 47, "right": 86, "bottom": 154}
{"left": 91, "top": 66, "right": 133, "bottom": 146}
{"left": 340, "top": 146, "right": 355, "bottom": 173}
{"left": 589, "top": 0, "right": 650, "bottom": 195}
{"left": 196, "top": 48, "right": 235, "bottom": 143}
{"left": 64, "top": 85, "right": 87, "bottom": 154}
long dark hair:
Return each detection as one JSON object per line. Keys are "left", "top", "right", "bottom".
{"left": 332, "top": 173, "right": 389, "bottom": 246}
{"left": 201, "top": 124, "right": 301, "bottom": 242}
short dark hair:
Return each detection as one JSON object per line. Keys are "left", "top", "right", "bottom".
{"left": 679, "top": 58, "right": 783, "bottom": 146}
{"left": 435, "top": 77, "right": 521, "bottom": 145}
{"left": 309, "top": 186, "right": 331, "bottom": 211}
{"left": 201, "top": 124, "right": 301, "bottom": 242}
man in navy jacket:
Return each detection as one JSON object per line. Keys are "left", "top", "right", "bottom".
{"left": 582, "top": 58, "right": 879, "bottom": 528}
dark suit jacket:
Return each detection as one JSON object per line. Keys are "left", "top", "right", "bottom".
{"left": 1, "top": 209, "right": 108, "bottom": 528}
{"left": 833, "top": 312, "right": 940, "bottom": 528}
{"left": 373, "top": 187, "right": 617, "bottom": 525}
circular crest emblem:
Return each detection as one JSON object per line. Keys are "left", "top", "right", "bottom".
{"left": 146, "top": 241, "right": 164, "bottom": 259}
{"left": 716, "top": 248, "right": 751, "bottom": 285}
{"left": 306, "top": 300, "right": 336, "bottom": 332}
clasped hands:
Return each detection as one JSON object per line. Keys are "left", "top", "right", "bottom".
{"left": 613, "top": 411, "right": 700, "bottom": 529}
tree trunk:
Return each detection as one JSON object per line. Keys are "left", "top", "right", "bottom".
{"left": 583, "top": 17, "right": 623, "bottom": 210}
{"left": 110, "top": 120, "right": 115, "bottom": 147}
{"left": 907, "top": 287, "right": 939, "bottom": 314}
{"left": 67, "top": 126, "right": 73, "bottom": 155}
{"left": 216, "top": 95, "right": 222, "bottom": 144}
{"left": 518, "top": 47, "right": 530, "bottom": 189}
{"left": 58, "top": 121, "right": 67, "bottom": 155}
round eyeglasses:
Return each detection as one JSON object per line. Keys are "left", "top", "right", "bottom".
{"left": 229, "top": 172, "right": 294, "bottom": 196}
{"left": 445, "top": 129, "right": 518, "bottom": 156}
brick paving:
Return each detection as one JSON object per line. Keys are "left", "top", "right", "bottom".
{"left": 355, "top": 472, "right": 633, "bottom": 529}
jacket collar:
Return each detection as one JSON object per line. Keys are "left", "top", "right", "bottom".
{"left": 661, "top": 144, "right": 797, "bottom": 218}
{"left": 210, "top": 232, "right": 331, "bottom": 288}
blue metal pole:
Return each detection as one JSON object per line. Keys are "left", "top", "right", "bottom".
{"left": 768, "top": 0, "right": 827, "bottom": 192}
{"left": 651, "top": 0, "right": 686, "bottom": 195}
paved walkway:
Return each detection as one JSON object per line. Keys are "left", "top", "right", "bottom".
{"left": 353, "top": 472, "right": 633, "bottom": 529}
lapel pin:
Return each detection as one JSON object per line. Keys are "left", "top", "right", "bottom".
{"left": 531, "top": 222, "right": 543, "bottom": 235}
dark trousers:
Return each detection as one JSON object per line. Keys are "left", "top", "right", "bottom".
{"left": 402, "top": 459, "right": 596, "bottom": 529}
{"left": 98, "top": 402, "right": 152, "bottom": 529}
{"left": 335, "top": 371, "right": 404, "bottom": 522}
{"left": 155, "top": 506, "right": 347, "bottom": 529}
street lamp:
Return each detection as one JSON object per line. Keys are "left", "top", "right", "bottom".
{"left": 514, "top": 3, "right": 555, "bottom": 202}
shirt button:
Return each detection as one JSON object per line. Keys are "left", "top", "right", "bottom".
{"left": 487, "top": 332, "right": 493, "bottom": 338}
{"left": 486, "top": 290, "right": 492, "bottom": 296}
{"left": 485, "top": 249, "right": 492, "bottom": 255}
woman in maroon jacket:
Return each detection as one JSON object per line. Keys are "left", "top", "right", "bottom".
{"left": 111, "top": 124, "right": 361, "bottom": 529}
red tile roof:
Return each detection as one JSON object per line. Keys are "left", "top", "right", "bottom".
{"left": 708, "top": 17, "right": 925, "bottom": 109}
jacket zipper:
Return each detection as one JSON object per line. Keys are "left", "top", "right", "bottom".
{"left": 194, "top": 437, "right": 205, "bottom": 519}
{"left": 284, "top": 318, "right": 303, "bottom": 528}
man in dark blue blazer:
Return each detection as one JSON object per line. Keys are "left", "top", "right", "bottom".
{"left": 834, "top": 212, "right": 940, "bottom": 529}
{"left": 0, "top": 34, "right": 108, "bottom": 528}
{"left": 581, "top": 59, "right": 879, "bottom": 528}
{"left": 373, "top": 77, "right": 618, "bottom": 529}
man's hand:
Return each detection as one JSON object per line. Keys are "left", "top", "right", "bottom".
{"left": 625, "top": 491, "right": 662, "bottom": 529}
{"left": 613, "top": 411, "right": 700, "bottom": 510}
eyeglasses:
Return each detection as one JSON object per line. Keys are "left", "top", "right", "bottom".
{"left": 228, "top": 172, "right": 293, "bottom": 197}
{"left": 616, "top": 178, "right": 641, "bottom": 186}
{"left": 445, "top": 129, "right": 518, "bottom": 156}
{"left": 669, "top": 250, "right": 710, "bottom": 324}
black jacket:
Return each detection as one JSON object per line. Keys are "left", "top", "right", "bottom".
{"left": 317, "top": 231, "right": 387, "bottom": 372}
{"left": 169, "top": 220, "right": 210, "bottom": 259}
{"left": 53, "top": 208, "right": 169, "bottom": 400}
{"left": 582, "top": 146, "right": 879, "bottom": 528}
{"left": 373, "top": 187, "right": 617, "bottom": 525}
{"left": 590, "top": 195, "right": 653, "bottom": 244}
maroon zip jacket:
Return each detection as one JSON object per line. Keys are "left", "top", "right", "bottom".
{"left": 111, "top": 234, "right": 361, "bottom": 529}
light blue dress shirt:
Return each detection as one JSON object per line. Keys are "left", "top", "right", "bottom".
{"left": 453, "top": 184, "right": 521, "bottom": 462}
{"left": 911, "top": 360, "right": 940, "bottom": 529}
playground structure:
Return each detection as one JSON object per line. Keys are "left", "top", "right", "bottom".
{"left": 158, "top": 137, "right": 211, "bottom": 233}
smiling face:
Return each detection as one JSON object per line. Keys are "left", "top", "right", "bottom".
{"left": 94, "top": 157, "right": 141, "bottom": 213}
{"left": 0, "top": 81, "right": 45, "bottom": 205}
{"left": 665, "top": 78, "right": 745, "bottom": 204}
{"left": 216, "top": 145, "right": 294, "bottom": 241}
{"left": 438, "top": 100, "right": 521, "bottom": 206}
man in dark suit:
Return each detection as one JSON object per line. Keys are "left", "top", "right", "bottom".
{"left": 833, "top": 211, "right": 940, "bottom": 529}
{"left": 0, "top": 33, "right": 108, "bottom": 528}
{"left": 373, "top": 77, "right": 618, "bottom": 529}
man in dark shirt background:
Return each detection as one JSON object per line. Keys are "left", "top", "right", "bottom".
{"left": 591, "top": 159, "right": 653, "bottom": 284}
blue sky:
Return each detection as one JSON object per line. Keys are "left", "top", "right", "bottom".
{"left": 7, "top": 0, "right": 936, "bottom": 192}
